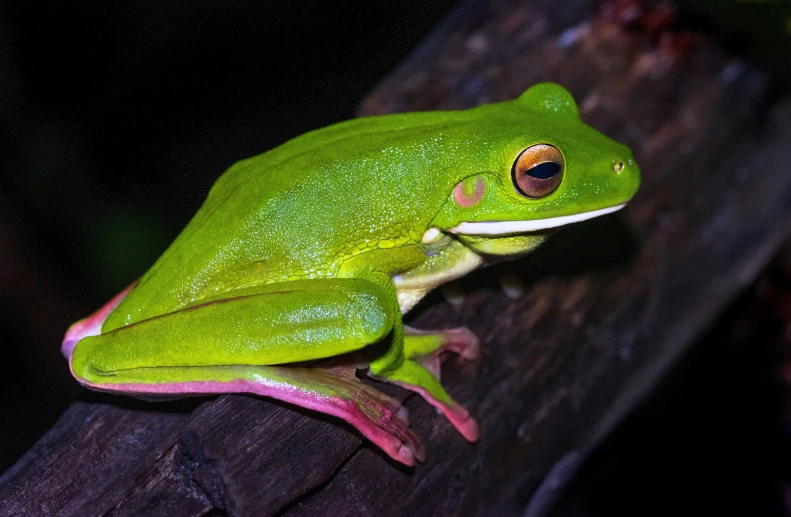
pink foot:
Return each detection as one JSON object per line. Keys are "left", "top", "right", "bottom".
{"left": 386, "top": 379, "right": 480, "bottom": 443}
{"left": 405, "top": 326, "right": 480, "bottom": 380}
{"left": 433, "top": 327, "right": 480, "bottom": 360}
{"left": 333, "top": 393, "right": 425, "bottom": 465}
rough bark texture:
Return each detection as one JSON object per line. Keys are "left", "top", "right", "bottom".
{"left": 3, "top": 0, "right": 791, "bottom": 516}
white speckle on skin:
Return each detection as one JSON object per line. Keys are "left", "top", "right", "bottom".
{"left": 421, "top": 227, "right": 442, "bottom": 244}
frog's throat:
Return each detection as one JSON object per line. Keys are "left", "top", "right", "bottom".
{"left": 448, "top": 204, "right": 626, "bottom": 236}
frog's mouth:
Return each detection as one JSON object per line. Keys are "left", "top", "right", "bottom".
{"left": 448, "top": 204, "right": 626, "bottom": 236}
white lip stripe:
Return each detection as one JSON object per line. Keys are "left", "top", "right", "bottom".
{"left": 449, "top": 204, "right": 627, "bottom": 235}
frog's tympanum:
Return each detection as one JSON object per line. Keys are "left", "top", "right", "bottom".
{"left": 63, "top": 84, "right": 640, "bottom": 465}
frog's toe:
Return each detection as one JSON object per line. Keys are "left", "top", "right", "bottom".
{"left": 443, "top": 402, "right": 479, "bottom": 442}
{"left": 397, "top": 404, "right": 410, "bottom": 425}
{"left": 402, "top": 381, "right": 479, "bottom": 443}
{"left": 394, "top": 443, "right": 417, "bottom": 466}
{"left": 338, "top": 392, "right": 424, "bottom": 465}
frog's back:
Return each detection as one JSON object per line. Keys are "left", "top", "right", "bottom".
{"left": 105, "top": 108, "right": 493, "bottom": 329}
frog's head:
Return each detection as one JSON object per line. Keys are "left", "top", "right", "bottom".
{"left": 429, "top": 82, "right": 641, "bottom": 256}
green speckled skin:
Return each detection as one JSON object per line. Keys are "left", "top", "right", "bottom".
{"left": 66, "top": 83, "right": 640, "bottom": 465}
{"left": 102, "top": 83, "right": 637, "bottom": 329}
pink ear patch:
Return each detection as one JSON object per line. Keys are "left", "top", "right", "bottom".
{"left": 453, "top": 176, "right": 486, "bottom": 208}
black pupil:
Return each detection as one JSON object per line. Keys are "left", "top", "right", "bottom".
{"left": 527, "top": 161, "right": 561, "bottom": 179}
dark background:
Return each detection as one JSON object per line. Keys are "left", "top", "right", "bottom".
{"left": 2, "top": 1, "right": 791, "bottom": 515}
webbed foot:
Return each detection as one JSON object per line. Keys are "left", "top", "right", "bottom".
{"left": 369, "top": 326, "right": 480, "bottom": 442}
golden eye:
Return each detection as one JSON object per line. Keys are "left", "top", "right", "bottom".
{"left": 512, "top": 144, "right": 564, "bottom": 198}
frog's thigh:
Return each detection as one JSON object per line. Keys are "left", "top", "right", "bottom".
{"left": 71, "top": 278, "right": 395, "bottom": 381}
{"left": 69, "top": 279, "right": 424, "bottom": 465}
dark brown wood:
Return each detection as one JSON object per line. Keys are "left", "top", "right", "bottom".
{"left": 3, "top": 1, "right": 791, "bottom": 516}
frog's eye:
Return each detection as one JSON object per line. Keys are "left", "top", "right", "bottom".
{"left": 512, "top": 144, "right": 564, "bottom": 198}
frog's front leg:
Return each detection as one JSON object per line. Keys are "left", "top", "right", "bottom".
{"left": 369, "top": 326, "right": 480, "bottom": 442}
{"left": 346, "top": 267, "right": 480, "bottom": 444}
{"left": 67, "top": 278, "right": 424, "bottom": 465}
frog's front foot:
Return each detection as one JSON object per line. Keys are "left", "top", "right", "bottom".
{"left": 369, "top": 326, "right": 480, "bottom": 443}
{"left": 402, "top": 325, "right": 480, "bottom": 379}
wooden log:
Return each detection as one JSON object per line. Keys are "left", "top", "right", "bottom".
{"left": 3, "top": 0, "right": 791, "bottom": 515}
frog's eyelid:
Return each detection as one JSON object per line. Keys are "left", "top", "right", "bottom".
{"left": 448, "top": 204, "right": 626, "bottom": 235}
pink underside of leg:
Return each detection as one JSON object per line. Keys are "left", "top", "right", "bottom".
{"left": 61, "top": 282, "right": 136, "bottom": 359}
{"left": 81, "top": 376, "right": 418, "bottom": 466}
{"left": 391, "top": 380, "right": 480, "bottom": 443}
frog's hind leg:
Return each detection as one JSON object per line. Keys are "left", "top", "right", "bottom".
{"left": 68, "top": 278, "right": 423, "bottom": 465}
{"left": 80, "top": 361, "right": 423, "bottom": 466}
{"left": 369, "top": 326, "right": 480, "bottom": 442}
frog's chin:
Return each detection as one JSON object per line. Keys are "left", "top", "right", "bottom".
{"left": 447, "top": 204, "right": 626, "bottom": 236}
